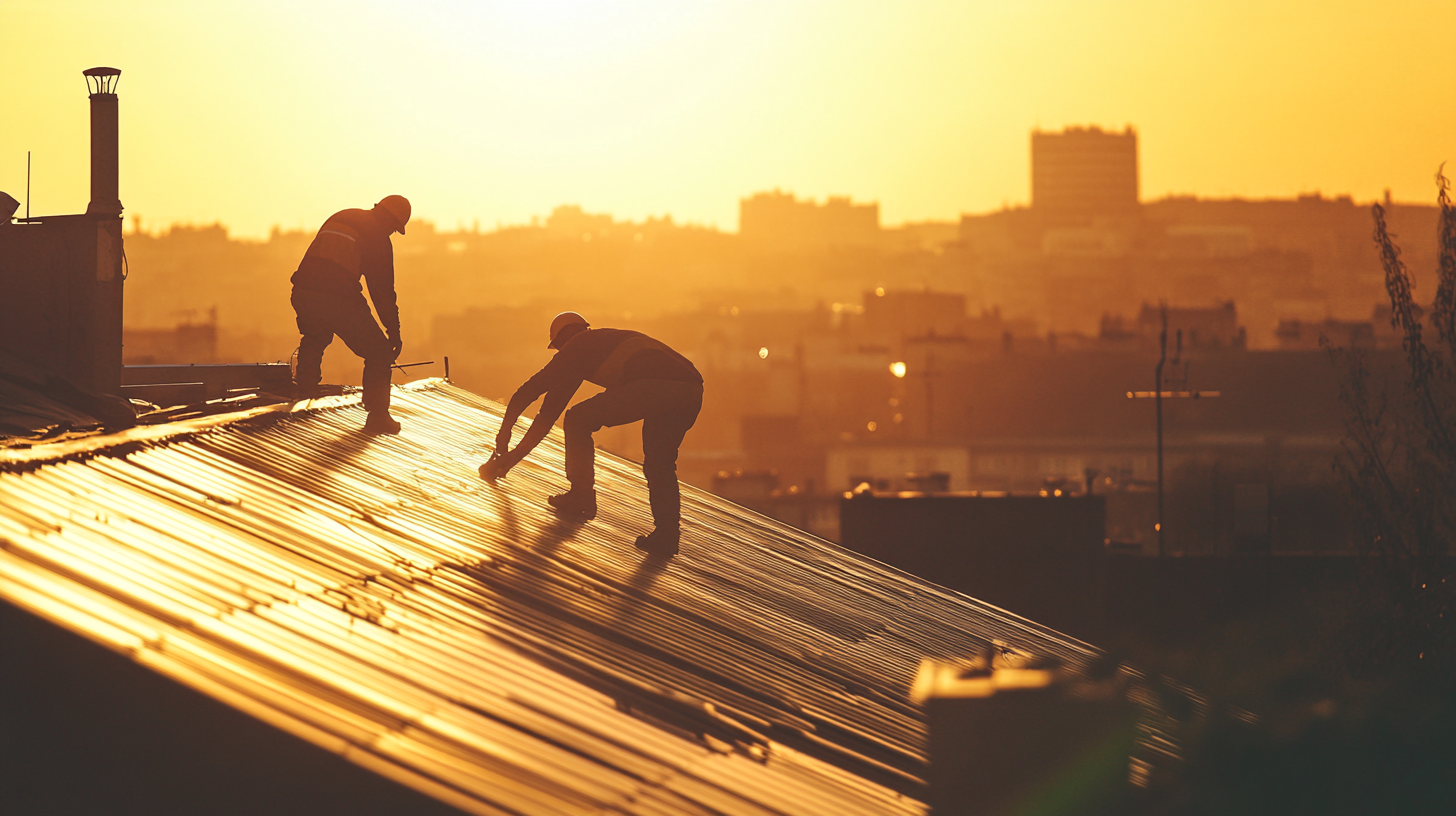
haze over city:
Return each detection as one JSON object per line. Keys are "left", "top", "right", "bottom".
{"left": 5, "top": 0, "right": 1456, "bottom": 237}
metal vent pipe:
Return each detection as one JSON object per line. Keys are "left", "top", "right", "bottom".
{"left": 84, "top": 67, "right": 122, "bottom": 217}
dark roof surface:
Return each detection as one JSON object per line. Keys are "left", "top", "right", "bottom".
{"left": 0, "top": 379, "right": 1099, "bottom": 815}
{"left": 0, "top": 375, "right": 105, "bottom": 440}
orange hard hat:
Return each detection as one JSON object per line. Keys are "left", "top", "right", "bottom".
{"left": 375, "top": 195, "right": 411, "bottom": 234}
{"left": 548, "top": 311, "right": 589, "bottom": 349}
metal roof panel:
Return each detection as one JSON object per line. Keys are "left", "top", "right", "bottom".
{"left": 0, "top": 379, "right": 1100, "bottom": 815}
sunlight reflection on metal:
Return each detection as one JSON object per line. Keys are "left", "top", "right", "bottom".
{"left": 0, "top": 379, "right": 1126, "bottom": 815}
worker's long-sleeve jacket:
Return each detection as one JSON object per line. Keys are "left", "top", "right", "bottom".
{"left": 291, "top": 208, "right": 400, "bottom": 335}
{"left": 502, "top": 328, "right": 703, "bottom": 457}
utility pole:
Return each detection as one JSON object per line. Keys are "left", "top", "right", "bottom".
{"left": 1155, "top": 306, "right": 1166, "bottom": 556}
{"left": 1126, "top": 302, "right": 1221, "bottom": 556}
{"left": 925, "top": 351, "right": 936, "bottom": 439}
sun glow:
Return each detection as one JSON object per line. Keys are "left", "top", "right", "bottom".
{"left": 3, "top": 1, "right": 1454, "bottom": 237}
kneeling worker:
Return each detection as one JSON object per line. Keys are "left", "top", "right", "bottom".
{"left": 290, "top": 195, "right": 411, "bottom": 434}
{"left": 486, "top": 312, "right": 703, "bottom": 556}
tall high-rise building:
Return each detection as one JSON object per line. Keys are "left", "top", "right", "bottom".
{"left": 1031, "top": 126, "right": 1139, "bottom": 222}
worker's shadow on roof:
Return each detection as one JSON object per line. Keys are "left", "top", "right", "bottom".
{"left": 480, "top": 483, "right": 587, "bottom": 565}
{"left": 463, "top": 450, "right": 674, "bottom": 624}
{"left": 607, "top": 544, "right": 671, "bottom": 632}
{"left": 213, "top": 409, "right": 382, "bottom": 496}
{"left": 480, "top": 478, "right": 524, "bottom": 545}
{"left": 526, "top": 517, "right": 578, "bottom": 559}
{"left": 477, "top": 480, "right": 571, "bottom": 557}
{"left": 628, "top": 552, "right": 670, "bottom": 591}
{"left": 484, "top": 481, "right": 673, "bottom": 627}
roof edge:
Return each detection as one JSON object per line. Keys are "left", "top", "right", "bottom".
{"left": 0, "top": 392, "right": 370, "bottom": 470}
{"left": 0, "top": 402, "right": 296, "bottom": 469}
{"left": 0, "top": 380, "right": 452, "bottom": 470}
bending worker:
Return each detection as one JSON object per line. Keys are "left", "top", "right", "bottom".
{"left": 290, "top": 195, "right": 410, "bottom": 434}
{"left": 486, "top": 312, "right": 704, "bottom": 556}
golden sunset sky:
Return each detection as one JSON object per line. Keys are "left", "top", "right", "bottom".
{"left": 3, "top": 1, "right": 1454, "bottom": 238}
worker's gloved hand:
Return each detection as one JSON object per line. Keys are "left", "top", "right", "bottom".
{"left": 479, "top": 449, "right": 518, "bottom": 483}
{"left": 388, "top": 330, "right": 403, "bottom": 361}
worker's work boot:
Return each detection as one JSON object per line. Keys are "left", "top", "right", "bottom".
{"left": 634, "top": 527, "right": 680, "bottom": 558}
{"left": 547, "top": 488, "right": 597, "bottom": 521}
{"left": 363, "top": 411, "right": 402, "bottom": 435}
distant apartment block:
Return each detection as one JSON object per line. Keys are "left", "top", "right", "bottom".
{"left": 1031, "top": 126, "right": 1139, "bottom": 222}
{"left": 1275, "top": 317, "right": 1375, "bottom": 350}
{"left": 739, "top": 190, "right": 880, "bottom": 252}
{"left": 1135, "top": 301, "right": 1245, "bottom": 349}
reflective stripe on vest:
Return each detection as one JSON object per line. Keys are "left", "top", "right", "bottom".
{"left": 304, "top": 224, "right": 362, "bottom": 276}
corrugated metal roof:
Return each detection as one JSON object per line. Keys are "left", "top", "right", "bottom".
{"left": 0, "top": 376, "right": 106, "bottom": 440}
{"left": 0, "top": 379, "right": 1107, "bottom": 815}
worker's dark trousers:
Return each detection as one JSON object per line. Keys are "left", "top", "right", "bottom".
{"left": 563, "top": 379, "right": 703, "bottom": 532}
{"left": 291, "top": 287, "right": 393, "bottom": 415}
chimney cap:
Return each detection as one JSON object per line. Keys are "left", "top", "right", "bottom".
{"left": 83, "top": 67, "right": 121, "bottom": 95}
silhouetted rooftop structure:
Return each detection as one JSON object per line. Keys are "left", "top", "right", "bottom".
{"left": 739, "top": 190, "right": 880, "bottom": 253}
{"left": 1031, "top": 126, "right": 1139, "bottom": 223}
{"left": 1134, "top": 301, "right": 1244, "bottom": 350}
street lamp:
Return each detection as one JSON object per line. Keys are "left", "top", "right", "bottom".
{"left": 890, "top": 359, "right": 940, "bottom": 437}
